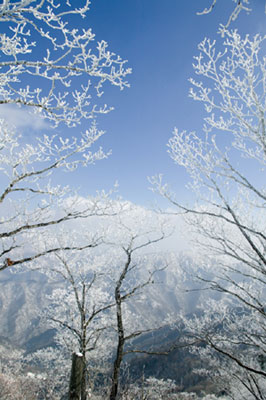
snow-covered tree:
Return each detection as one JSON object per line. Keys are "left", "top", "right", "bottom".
{"left": 36, "top": 205, "right": 172, "bottom": 400}
{"left": 105, "top": 207, "right": 172, "bottom": 400}
{"left": 44, "top": 243, "right": 115, "bottom": 400}
{"left": 151, "top": 30, "right": 266, "bottom": 398}
{"left": 121, "top": 377, "right": 228, "bottom": 400}
{"left": 0, "top": 119, "right": 116, "bottom": 272}
{"left": 198, "top": 0, "right": 266, "bottom": 34}
{"left": 122, "top": 377, "right": 181, "bottom": 400}
{"left": 25, "top": 346, "right": 71, "bottom": 399}
{"left": 0, "top": 0, "right": 131, "bottom": 274}
{"left": 0, "top": 0, "right": 131, "bottom": 126}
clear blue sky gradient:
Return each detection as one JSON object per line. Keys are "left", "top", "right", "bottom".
{"left": 8, "top": 1, "right": 266, "bottom": 206}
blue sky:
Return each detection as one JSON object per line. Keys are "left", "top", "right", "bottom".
{"left": 2, "top": 0, "right": 266, "bottom": 207}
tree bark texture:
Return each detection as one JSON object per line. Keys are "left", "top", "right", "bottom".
{"left": 68, "top": 352, "right": 84, "bottom": 400}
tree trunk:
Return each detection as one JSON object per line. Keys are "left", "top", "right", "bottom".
{"left": 80, "top": 284, "right": 88, "bottom": 400}
{"left": 109, "top": 295, "right": 125, "bottom": 400}
{"left": 80, "top": 356, "right": 87, "bottom": 400}
{"left": 110, "top": 252, "right": 131, "bottom": 400}
{"left": 68, "top": 352, "right": 84, "bottom": 400}
{"left": 109, "top": 332, "right": 124, "bottom": 400}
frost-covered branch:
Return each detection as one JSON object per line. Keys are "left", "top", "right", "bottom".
{"left": 152, "top": 30, "right": 266, "bottom": 398}
{"left": 0, "top": 119, "right": 118, "bottom": 272}
{"left": 197, "top": 0, "right": 259, "bottom": 36}
{"left": 0, "top": 0, "right": 131, "bottom": 126}
{"left": 107, "top": 208, "right": 172, "bottom": 400}
{"left": 42, "top": 242, "right": 115, "bottom": 400}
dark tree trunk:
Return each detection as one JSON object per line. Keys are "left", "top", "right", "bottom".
{"left": 68, "top": 352, "right": 84, "bottom": 400}
{"left": 109, "top": 252, "right": 132, "bottom": 400}
{"left": 109, "top": 282, "right": 126, "bottom": 400}
{"left": 80, "top": 355, "right": 87, "bottom": 400}
{"left": 109, "top": 322, "right": 124, "bottom": 400}
{"left": 80, "top": 283, "right": 88, "bottom": 400}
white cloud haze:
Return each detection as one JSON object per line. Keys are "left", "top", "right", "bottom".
{"left": 0, "top": 104, "right": 48, "bottom": 131}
